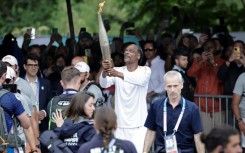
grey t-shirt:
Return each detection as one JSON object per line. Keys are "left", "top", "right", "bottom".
{"left": 80, "top": 82, "right": 105, "bottom": 107}
{"left": 233, "top": 73, "right": 245, "bottom": 118}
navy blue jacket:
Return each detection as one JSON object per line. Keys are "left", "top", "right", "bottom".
{"left": 54, "top": 118, "right": 96, "bottom": 153}
{"left": 37, "top": 77, "right": 52, "bottom": 132}
{"left": 78, "top": 134, "right": 137, "bottom": 153}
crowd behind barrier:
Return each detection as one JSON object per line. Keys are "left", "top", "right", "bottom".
{"left": 1, "top": 18, "right": 245, "bottom": 152}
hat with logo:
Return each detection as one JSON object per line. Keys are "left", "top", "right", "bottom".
{"left": 6, "top": 66, "right": 16, "bottom": 80}
{"left": 74, "top": 62, "right": 90, "bottom": 73}
{"left": 2, "top": 55, "right": 18, "bottom": 66}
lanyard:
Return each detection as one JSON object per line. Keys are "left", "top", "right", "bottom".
{"left": 163, "top": 98, "right": 186, "bottom": 137}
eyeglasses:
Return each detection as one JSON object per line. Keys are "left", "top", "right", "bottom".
{"left": 26, "top": 64, "right": 39, "bottom": 68}
{"left": 144, "top": 48, "right": 154, "bottom": 52}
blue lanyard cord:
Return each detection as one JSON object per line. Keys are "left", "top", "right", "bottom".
{"left": 163, "top": 98, "right": 186, "bottom": 136}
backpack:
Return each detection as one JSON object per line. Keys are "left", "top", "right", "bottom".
{"left": 0, "top": 89, "right": 25, "bottom": 153}
{"left": 84, "top": 82, "right": 107, "bottom": 107}
{"left": 38, "top": 130, "right": 73, "bottom": 153}
{"left": 48, "top": 95, "right": 73, "bottom": 130}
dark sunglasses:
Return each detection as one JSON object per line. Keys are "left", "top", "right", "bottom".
{"left": 144, "top": 48, "right": 154, "bottom": 52}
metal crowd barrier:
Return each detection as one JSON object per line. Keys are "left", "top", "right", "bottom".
{"left": 194, "top": 94, "right": 234, "bottom": 133}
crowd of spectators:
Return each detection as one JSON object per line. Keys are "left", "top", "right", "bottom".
{"left": 1, "top": 20, "right": 245, "bottom": 153}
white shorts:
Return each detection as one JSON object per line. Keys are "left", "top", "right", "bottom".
{"left": 115, "top": 126, "right": 147, "bottom": 153}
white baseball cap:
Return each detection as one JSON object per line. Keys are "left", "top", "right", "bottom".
{"left": 2, "top": 55, "right": 18, "bottom": 66}
{"left": 6, "top": 66, "right": 16, "bottom": 80}
{"left": 74, "top": 62, "right": 90, "bottom": 73}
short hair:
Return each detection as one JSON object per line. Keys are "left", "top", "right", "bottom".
{"left": 143, "top": 40, "right": 157, "bottom": 49}
{"left": 61, "top": 66, "right": 80, "bottom": 84}
{"left": 122, "top": 42, "right": 143, "bottom": 65}
{"left": 94, "top": 107, "right": 117, "bottom": 150}
{"left": 24, "top": 53, "right": 40, "bottom": 65}
{"left": 28, "top": 44, "right": 41, "bottom": 53}
{"left": 65, "top": 91, "right": 95, "bottom": 120}
{"left": 201, "top": 125, "right": 239, "bottom": 152}
{"left": 0, "top": 60, "right": 7, "bottom": 77}
{"left": 234, "top": 40, "right": 245, "bottom": 47}
{"left": 173, "top": 48, "right": 189, "bottom": 60}
{"left": 164, "top": 70, "right": 183, "bottom": 84}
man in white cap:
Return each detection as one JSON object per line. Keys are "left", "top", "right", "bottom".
{"left": 5, "top": 66, "right": 38, "bottom": 152}
{"left": 2, "top": 55, "right": 40, "bottom": 150}
{"left": 75, "top": 62, "right": 105, "bottom": 107}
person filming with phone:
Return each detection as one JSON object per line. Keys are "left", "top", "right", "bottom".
{"left": 218, "top": 40, "right": 245, "bottom": 126}
{"left": 187, "top": 39, "right": 225, "bottom": 132}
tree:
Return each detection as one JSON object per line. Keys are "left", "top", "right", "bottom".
{"left": 0, "top": 0, "right": 244, "bottom": 38}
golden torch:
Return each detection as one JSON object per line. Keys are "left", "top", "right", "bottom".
{"left": 98, "top": 1, "right": 111, "bottom": 61}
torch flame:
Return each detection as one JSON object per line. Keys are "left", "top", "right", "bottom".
{"left": 98, "top": 1, "right": 106, "bottom": 14}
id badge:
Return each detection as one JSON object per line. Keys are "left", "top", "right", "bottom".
{"left": 164, "top": 135, "right": 178, "bottom": 153}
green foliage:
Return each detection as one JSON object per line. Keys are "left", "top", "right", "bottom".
{"left": 0, "top": 0, "right": 244, "bottom": 38}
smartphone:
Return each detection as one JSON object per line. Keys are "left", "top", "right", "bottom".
{"left": 124, "top": 22, "right": 135, "bottom": 29}
{"left": 52, "top": 28, "right": 58, "bottom": 35}
{"left": 26, "top": 28, "right": 35, "bottom": 39}
{"left": 234, "top": 47, "right": 241, "bottom": 60}
{"left": 203, "top": 46, "right": 209, "bottom": 52}
{"left": 126, "top": 29, "right": 135, "bottom": 35}
{"left": 85, "top": 49, "right": 91, "bottom": 57}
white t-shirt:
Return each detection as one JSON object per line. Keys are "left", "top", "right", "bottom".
{"left": 100, "top": 66, "right": 151, "bottom": 128}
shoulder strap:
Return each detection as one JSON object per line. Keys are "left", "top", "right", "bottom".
{"left": 0, "top": 106, "right": 8, "bottom": 138}
{"left": 84, "top": 82, "right": 96, "bottom": 91}
{"left": 0, "top": 89, "right": 11, "bottom": 117}
{"left": 0, "top": 90, "right": 23, "bottom": 150}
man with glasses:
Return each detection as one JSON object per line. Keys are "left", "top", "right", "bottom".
{"left": 23, "top": 53, "right": 52, "bottom": 152}
{"left": 144, "top": 40, "right": 165, "bottom": 109}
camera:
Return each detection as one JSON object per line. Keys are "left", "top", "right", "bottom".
{"left": 234, "top": 47, "right": 241, "bottom": 60}
{"left": 3, "top": 84, "right": 17, "bottom": 93}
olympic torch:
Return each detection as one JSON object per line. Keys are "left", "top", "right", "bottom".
{"left": 98, "top": 1, "right": 111, "bottom": 61}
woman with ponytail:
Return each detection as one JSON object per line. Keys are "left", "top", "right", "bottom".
{"left": 78, "top": 107, "right": 137, "bottom": 153}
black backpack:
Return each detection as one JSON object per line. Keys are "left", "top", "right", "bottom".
{"left": 48, "top": 95, "right": 72, "bottom": 130}
{"left": 0, "top": 89, "right": 25, "bottom": 153}
{"left": 38, "top": 130, "right": 73, "bottom": 153}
